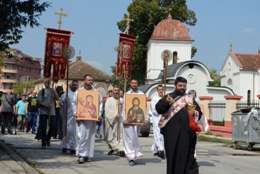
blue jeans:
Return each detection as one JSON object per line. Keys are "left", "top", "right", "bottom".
{"left": 27, "top": 112, "right": 38, "bottom": 133}
{"left": 39, "top": 114, "right": 56, "bottom": 146}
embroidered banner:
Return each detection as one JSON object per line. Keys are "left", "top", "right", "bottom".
{"left": 116, "top": 33, "right": 137, "bottom": 79}
{"left": 44, "top": 28, "right": 72, "bottom": 82}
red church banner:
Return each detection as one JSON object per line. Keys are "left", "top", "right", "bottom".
{"left": 116, "top": 33, "right": 137, "bottom": 79}
{"left": 44, "top": 28, "right": 72, "bottom": 82}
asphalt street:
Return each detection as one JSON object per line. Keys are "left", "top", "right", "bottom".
{"left": 1, "top": 132, "right": 260, "bottom": 174}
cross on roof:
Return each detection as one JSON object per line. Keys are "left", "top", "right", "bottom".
{"left": 54, "top": 8, "right": 67, "bottom": 29}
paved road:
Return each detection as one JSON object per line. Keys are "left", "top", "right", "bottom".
{"left": 1, "top": 132, "right": 260, "bottom": 174}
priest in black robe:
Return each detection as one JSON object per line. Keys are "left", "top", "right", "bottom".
{"left": 156, "top": 77, "right": 199, "bottom": 174}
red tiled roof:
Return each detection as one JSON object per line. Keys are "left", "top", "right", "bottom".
{"left": 151, "top": 14, "right": 192, "bottom": 41}
{"left": 231, "top": 51, "right": 260, "bottom": 71}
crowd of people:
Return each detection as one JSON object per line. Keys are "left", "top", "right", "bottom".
{"left": 0, "top": 75, "right": 209, "bottom": 174}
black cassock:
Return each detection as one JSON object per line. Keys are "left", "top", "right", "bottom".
{"left": 156, "top": 91, "right": 199, "bottom": 174}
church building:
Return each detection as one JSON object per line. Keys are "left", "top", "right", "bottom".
{"left": 141, "top": 13, "right": 234, "bottom": 100}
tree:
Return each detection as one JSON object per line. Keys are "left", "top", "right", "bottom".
{"left": 116, "top": 0, "right": 197, "bottom": 85}
{"left": 209, "top": 68, "right": 221, "bottom": 87}
{"left": 13, "top": 82, "right": 35, "bottom": 95}
{"left": 0, "top": 0, "right": 50, "bottom": 51}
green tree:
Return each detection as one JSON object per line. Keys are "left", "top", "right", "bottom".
{"left": 13, "top": 82, "right": 35, "bottom": 95}
{"left": 116, "top": 0, "right": 197, "bottom": 84}
{"left": 209, "top": 68, "right": 221, "bottom": 87}
{"left": 0, "top": 0, "right": 50, "bottom": 51}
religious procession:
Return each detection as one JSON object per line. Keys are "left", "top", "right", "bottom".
{"left": 2, "top": 1, "right": 260, "bottom": 174}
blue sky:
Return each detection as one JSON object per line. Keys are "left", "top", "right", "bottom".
{"left": 13, "top": 0, "right": 260, "bottom": 75}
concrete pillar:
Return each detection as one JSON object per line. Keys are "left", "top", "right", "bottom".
{"left": 199, "top": 96, "right": 213, "bottom": 121}
{"left": 224, "top": 95, "right": 243, "bottom": 121}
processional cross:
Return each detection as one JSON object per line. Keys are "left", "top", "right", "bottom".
{"left": 124, "top": 15, "right": 134, "bottom": 34}
{"left": 54, "top": 8, "right": 67, "bottom": 29}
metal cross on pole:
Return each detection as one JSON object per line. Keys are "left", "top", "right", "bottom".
{"left": 124, "top": 15, "right": 134, "bottom": 35}
{"left": 54, "top": 8, "right": 68, "bottom": 30}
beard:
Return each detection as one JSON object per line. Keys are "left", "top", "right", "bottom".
{"left": 175, "top": 89, "right": 186, "bottom": 96}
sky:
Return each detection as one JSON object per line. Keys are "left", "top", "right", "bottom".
{"left": 13, "top": 0, "right": 260, "bottom": 75}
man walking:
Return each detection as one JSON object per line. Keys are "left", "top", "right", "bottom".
{"left": 122, "top": 79, "right": 149, "bottom": 166}
{"left": 76, "top": 74, "right": 102, "bottom": 164}
{"left": 60, "top": 80, "right": 79, "bottom": 154}
{"left": 1, "top": 89, "right": 15, "bottom": 134}
{"left": 37, "top": 79, "right": 59, "bottom": 148}
{"left": 150, "top": 84, "right": 165, "bottom": 159}
{"left": 15, "top": 94, "right": 27, "bottom": 132}
{"left": 26, "top": 91, "right": 38, "bottom": 134}
{"left": 105, "top": 86, "right": 124, "bottom": 156}
{"left": 156, "top": 77, "right": 199, "bottom": 174}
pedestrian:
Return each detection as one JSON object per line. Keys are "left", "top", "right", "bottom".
{"left": 53, "top": 86, "right": 64, "bottom": 139}
{"left": 15, "top": 94, "right": 27, "bottom": 132}
{"left": 76, "top": 74, "right": 102, "bottom": 164}
{"left": 122, "top": 79, "right": 149, "bottom": 166}
{"left": 37, "top": 78, "right": 59, "bottom": 148}
{"left": 1, "top": 89, "right": 15, "bottom": 134}
{"left": 60, "top": 80, "right": 79, "bottom": 154}
{"left": 150, "top": 84, "right": 165, "bottom": 159}
{"left": 105, "top": 86, "right": 124, "bottom": 156}
{"left": 188, "top": 89, "right": 210, "bottom": 159}
{"left": 26, "top": 91, "right": 38, "bottom": 134}
{"left": 156, "top": 77, "right": 199, "bottom": 174}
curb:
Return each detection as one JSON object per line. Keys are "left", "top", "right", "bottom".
{"left": 0, "top": 140, "right": 39, "bottom": 174}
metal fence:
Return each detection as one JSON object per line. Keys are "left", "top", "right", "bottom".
{"left": 209, "top": 102, "right": 226, "bottom": 125}
{"left": 236, "top": 100, "right": 260, "bottom": 110}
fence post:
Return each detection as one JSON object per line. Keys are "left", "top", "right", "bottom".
{"left": 224, "top": 95, "right": 243, "bottom": 128}
{"left": 199, "top": 96, "right": 213, "bottom": 124}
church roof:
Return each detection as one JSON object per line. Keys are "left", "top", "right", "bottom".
{"left": 230, "top": 51, "right": 260, "bottom": 71}
{"left": 150, "top": 14, "right": 192, "bottom": 41}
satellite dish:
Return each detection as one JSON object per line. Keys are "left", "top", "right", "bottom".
{"left": 161, "top": 50, "right": 173, "bottom": 62}
{"left": 64, "top": 45, "right": 75, "bottom": 59}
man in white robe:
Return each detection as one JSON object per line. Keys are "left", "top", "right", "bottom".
{"left": 76, "top": 74, "right": 102, "bottom": 164}
{"left": 122, "top": 79, "right": 149, "bottom": 166}
{"left": 150, "top": 84, "right": 165, "bottom": 159}
{"left": 60, "top": 80, "right": 79, "bottom": 154}
{"left": 105, "top": 86, "right": 124, "bottom": 156}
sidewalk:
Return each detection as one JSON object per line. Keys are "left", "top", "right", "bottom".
{"left": 0, "top": 139, "right": 38, "bottom": 174}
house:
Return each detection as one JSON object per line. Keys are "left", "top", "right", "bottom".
{"left": 220, "top": 50, "right": 260, "bottom": 101}
{"left": 0, "top": 49, "right": 41, "bottom": 93}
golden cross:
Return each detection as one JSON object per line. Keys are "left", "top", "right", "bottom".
{"left": 54, "top": 8, "right": 67, "bottom": 29}
{"left": 124, "top": 15, "right": 134, "bottom": 34}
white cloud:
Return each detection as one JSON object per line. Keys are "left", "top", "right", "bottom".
{"left": 242, "top": 27, "right": 255, "bottom": 33}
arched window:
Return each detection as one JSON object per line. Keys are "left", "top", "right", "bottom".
{"left": 173, "top": 51, "right": 178, "bottom": 64}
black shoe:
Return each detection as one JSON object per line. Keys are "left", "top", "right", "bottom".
{"left": 158, "top": 151, "right": 165, "bottom": 159}
{"left": 129, "top": 160, "right": 135, "bottom": 166}
{"left": 47, "top": 141, "right": 50, "bottom": 147}
{"left": 153, "top": 152, "right": 159, "bottom": 156}
{"left": 119, "top": 151, "right": 125, "bottom": 157}
{"left": 62, "top": 148, "right": 67, "bottom": 153}
{"left": 108, "top": 150, "right": 114, "bottom": 155}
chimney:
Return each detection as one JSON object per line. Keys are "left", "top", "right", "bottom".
{"left": 76, "top": 56, "right": 81, "bottom": 61}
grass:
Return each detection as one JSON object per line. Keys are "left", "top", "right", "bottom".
{"left": 198, "top": 134, "right": 233, "bottom": 147}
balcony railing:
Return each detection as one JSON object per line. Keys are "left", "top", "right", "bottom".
{"left": 1, "top": 78, "right": 17, "bottom": 83}
{"left": 2, "top": 68, "right": 18, "bottom": 73}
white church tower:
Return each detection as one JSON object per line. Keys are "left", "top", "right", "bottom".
{"left": 146, "top": 14, "right": 194, "bottom": 83}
